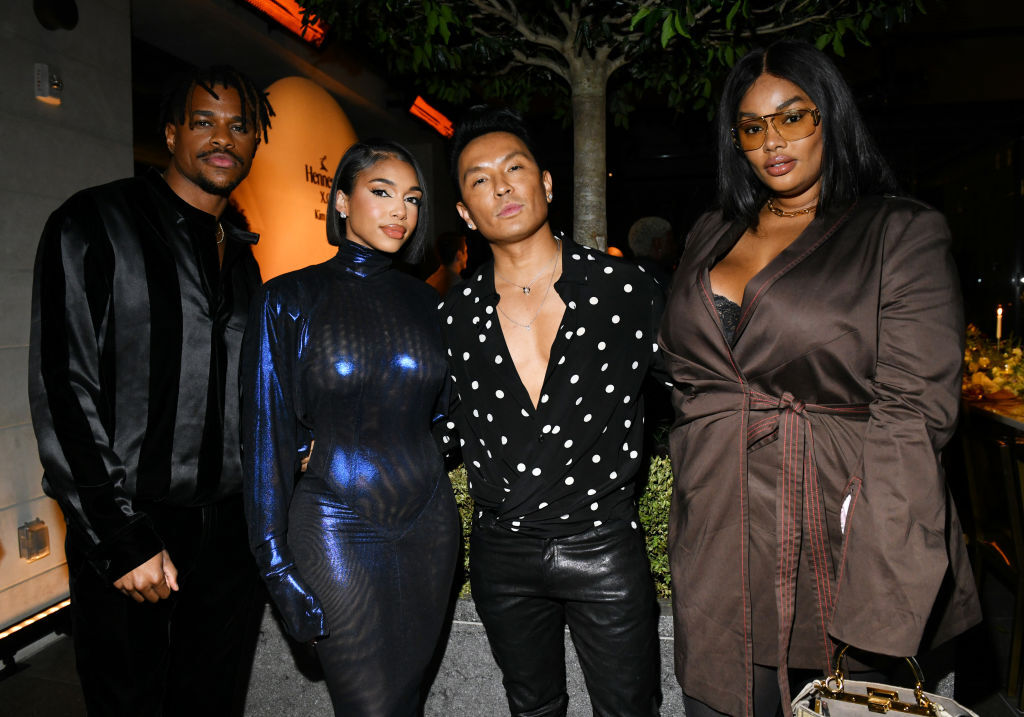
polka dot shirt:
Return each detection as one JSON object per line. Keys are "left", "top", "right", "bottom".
{"left": 439, "top": 239, "right": 667, "bottom": 537}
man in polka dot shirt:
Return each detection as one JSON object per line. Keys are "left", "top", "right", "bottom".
{"left": 440, "top": 106, "right": 668, "bottom": 716}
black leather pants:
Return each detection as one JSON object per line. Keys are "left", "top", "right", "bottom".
{"left": 470, "top": 515, "right": 662, "bottom": 717}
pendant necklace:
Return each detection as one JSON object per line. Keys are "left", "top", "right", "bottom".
{"left": 766, "top": 197, "right": 817, "bottom": 218}
{"left": 493, "top": 239, "right": 560, "bottom": 295}
{"left": 496, "top": 242, "right": 561, "bottom": 331}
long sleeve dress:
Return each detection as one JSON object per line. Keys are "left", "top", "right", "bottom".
{"left": 658, "top": 196, "right": 981, "bottom": 717}
{"left": 241, "top": 238, "right": 459, "bottom": 716}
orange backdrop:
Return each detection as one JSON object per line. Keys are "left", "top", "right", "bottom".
{"left": 232, "top": 76, "right": 357, "bottom": 281}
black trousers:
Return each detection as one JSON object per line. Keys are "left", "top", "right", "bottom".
{"left": 470, "top": 516, "right": 662, "bottom": 717}
{"left": 66, "top": 495, "right": 260, "bottom": 717}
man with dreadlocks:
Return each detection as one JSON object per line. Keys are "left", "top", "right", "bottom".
{"left": 29, "top": 66, "right": 273, "bottom": 716}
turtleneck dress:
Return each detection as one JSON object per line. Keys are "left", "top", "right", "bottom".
{"left": 241, "top": 239, "right": 459, "bottom": 716}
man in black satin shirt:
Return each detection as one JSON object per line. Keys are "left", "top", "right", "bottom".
{"left": 440, "top": 106, "right": 666, "bottom": 716}
{"left": 28, "top": 67, "right": 271, "bottom": 716}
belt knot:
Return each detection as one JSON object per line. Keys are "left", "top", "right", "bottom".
{"left": 777, "top": 391, "right": 805, "bottom": 414}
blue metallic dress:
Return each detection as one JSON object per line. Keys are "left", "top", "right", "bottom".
{"left": 241, "top": 238, "right": 459, "bottom": 716}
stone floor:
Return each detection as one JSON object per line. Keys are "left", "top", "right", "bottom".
{"left": 0, "top": 577, "right": 1021, "bottom": 716}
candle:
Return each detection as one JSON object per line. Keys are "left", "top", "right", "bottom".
{"left": 997, "top": 306, "right": 1003, "bottom": 341}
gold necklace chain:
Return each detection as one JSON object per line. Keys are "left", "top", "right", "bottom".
{"left": 493, "top": 239, "right": 560, "bottom": 295}
{"left": 767, "top": 197, "right": 817, "bottom": 218}
{"left": 496, "top": 244, "right": 561, "bottom": 331}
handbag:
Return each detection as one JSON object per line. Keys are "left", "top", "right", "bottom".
{"left": 791, "top": 645, "right": 978, "bottom": 717}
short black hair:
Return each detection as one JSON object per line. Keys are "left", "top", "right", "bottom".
{"left": 435, "top": 231, "right": 466, "bottom": 265}
{"left": 716, "top": 39, "right": 898, "bottom": 226}
{"left": 159, "top": 65, "right": 274, "bottom": 144}
{"left": 326, "top": 139, "right": 432, "bottom": 261}
{"left": 449, "top": 105, "right": 543, "bottom": 197}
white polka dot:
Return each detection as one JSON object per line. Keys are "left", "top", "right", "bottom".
{"left": 623, "top": 442, "right": 629, "bottom": 450}
{"left": 598, "top": 341, "right": 606, "bottom": 350}
{"left": 605, "top": 384, "right": 615, "bottom": 393}
{"left": 631, "top": 521, "right": 638, "bottom": 529}
{"left": 446, "top": 316, "right": 453, "bottom": 324}
{"left": 552, "top": 425, "right": 560, "bottom": 434}
{"left": 501, "top": 435, "right": 508, "bottom": 445}
{"left": 471, "top": 380, "right": 479, "bottom": 389}
{"left": 594, "top": 520, "right": 603, "bottom": 527}
{"left": 601, "top": 362, "right": 609, "bottom": 372}
{"left": 543, "top": 425, "right": 552, "bottom": 433}
{"left": 564, "top": 439, "right": 574, "bottom": 448}
{"left": 612, "top": 315, "right": 621, "bottom": 324}
{"left": 472, "top": 460, "right": 481, "bottom": 468}
{"left": 624, "top": 419, "right": 632, "bottom": 429}
{"left": 516, "top": 463, "right": 526, "bottom": 471}
{"left": 571, "top": 253, "right": 581, "bottom": 260}
{"left": 478, "top": 334, "right": 486, "bottom": 342}
{"left": 486, "top": 413, "right": 493, "bottom": 422}
{"left": 472, "top": 409, "right": 479, "bottom": 417}
{"left": 630, "top": 450, "right": 639, "bottom": 459}
{"left": 584, "top": 413, "right": 592, "bottom": 422}
{"left": 462, "top": 287, "right": 472, "bottom": 295}
{"left": 624, "top": 283, "right": 633, "bottom": 293}
{"left": 540, "top": 394, "right": 550, "bottom": 404}
{"left": 623, "top": 396, "right": 631, "bottom": 404}
{"left": 485, "top": 320, "right": 493, "bottom": 329}
{"left": 561, "top": 514, "right": 570, "bottom": 520}
{"left": 485, "top": 305, "right": 493, "bottom": 314}
{"left": 464, "top": 352, "right": 471, "bottom": 361}
{"left": 512, "top": 521, "right": 520, "bottom": 527}
{"left": 539, "top": 502, "right": 548, "bottom": 509}
{"left": 495, "top": 355, "right": 502, "bottom": 364}
{"left": 565, "top": 476, "right": 575, "bottom": 486}
{"left": 473, "top": 316, "right": 480, "bottom": 325}
{"left": 591, "top": 454, "right": 601, "bottom": 463}
{"left": 565, "top": 331, "right": 573, "bottom": 340}
{"left": 558, "top": 355, "right": 566, "bottom": 365}
{"left": 568, "top": 301, "right": 577, "bottom": 309}
{"left": 652, "top": 343, "right": 659, "bottom": 352}
{"left": 635, "top": 330, "right": 643, "bottom": 339}
{"left": 532, "top": 467, "right": 542, "bottom": 476}
{"left": 589, "top": 296, "right": 599, "bottom": 305}
{"left": 590, "top": 502, "right": 599, "bottom": 511}
{"left": 631, "top": 360, "right": 639, "bottom": 369}
{"left": 577, "top": 327, "right": 586, "bottom": 336}
{"left": 495, "top": 389, "right": 504, "bottom": 398}
{"left": 610, "top": 471, "right": 618, "bottom": 480}
{"left": 575, "top": 397, "right": 583, "bottom": 405}
{"left": 521, "top": 408, "right": 529, "bottom": 417}
{"left": 511, "top": 527, "right": 519, "bottom": 531}
{"left": 446, "top": 421, "right": 455, "bottom": 429}
{"left": 587, "top": 488, "right": 597, "bottom": 496}
{"left": 447, "top": 348, "right": 452, "bottom": 356}
{"left": 570, "top": 374, "right": 580, "bottom": 384}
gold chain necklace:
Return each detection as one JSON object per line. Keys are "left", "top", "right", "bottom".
{"left": 767, "top": 197, "right": 817, "bottom": 218}
{"left": 496, "top": 244, "right": 561, "bottom": 331}
{"left": 493, "top": 239, "right": 560, "bottom": 295}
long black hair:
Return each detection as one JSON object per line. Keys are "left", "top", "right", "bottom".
{"left": 326, "top": 139, "right": 432, "bottom": 261}
{"left": 716, "top": 40, "right": 898, "bottom": 226}
{"left": 159, "top": 65, "right": 274, "bottom": 144}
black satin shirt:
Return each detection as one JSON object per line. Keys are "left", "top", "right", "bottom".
{"left": 29, "top": 171, "right": 261, "bottom": 580}
{"left": 440, "top": 239, "right": 668, "bottom": 538}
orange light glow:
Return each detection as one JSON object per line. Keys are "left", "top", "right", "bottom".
{"left": 410, "top": 96, "right": 454, "bottom": 138}
{"left": 241, "top": 0, "right": 327, "bottom": 46}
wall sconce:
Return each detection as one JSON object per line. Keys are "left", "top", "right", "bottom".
{"left": 34, "top": 63, "right": 63, "bottom": 105}
{"left": 18, "top": 518, "right": 50, "bottom": 562}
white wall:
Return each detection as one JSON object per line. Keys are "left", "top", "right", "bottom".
{"left": 0, "top": 0, "right": 133, "bottom": 627}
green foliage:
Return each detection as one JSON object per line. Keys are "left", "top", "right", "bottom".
{"left": 448, "top": 456, "right": 675, "bottom": 600}
{"left": 299, "top": 0, "right": 925, "bottom": 125}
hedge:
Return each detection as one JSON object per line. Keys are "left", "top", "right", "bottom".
{"left": 449, "top": 455, "right": 674, "bottom": 599}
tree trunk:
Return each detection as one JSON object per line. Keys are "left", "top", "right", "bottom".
{"left": 569, "top": 58, "right": 607, "bottom": 250}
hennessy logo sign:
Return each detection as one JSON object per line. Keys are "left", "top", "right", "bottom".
{"left": 305, "top": 163, "right": 332, "bottom": 188}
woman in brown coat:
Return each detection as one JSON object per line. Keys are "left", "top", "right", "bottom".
{"left": 658, "top": 40, "right": 981, "bottom": 716}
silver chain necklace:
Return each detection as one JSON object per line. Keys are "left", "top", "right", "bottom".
{"left": 496, "top": 241, "right": 561, "bottom": 330}
{"left": 493, "top": 240, "right": 560, "bottom": 295}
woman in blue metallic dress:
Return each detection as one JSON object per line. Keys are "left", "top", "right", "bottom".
{"left": 241, "top": 140, "right": 459, "bottom": 715}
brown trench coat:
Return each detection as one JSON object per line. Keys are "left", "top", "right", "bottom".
{"left": 658, "top": 196, "right": 981, "bottom": 716}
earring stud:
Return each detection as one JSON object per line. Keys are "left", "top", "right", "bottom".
{"left": 339, "top": 212, "right": 347, "bottom": 219}
{"left": 546, "top": 193, "right": 553, "bottom": 201}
